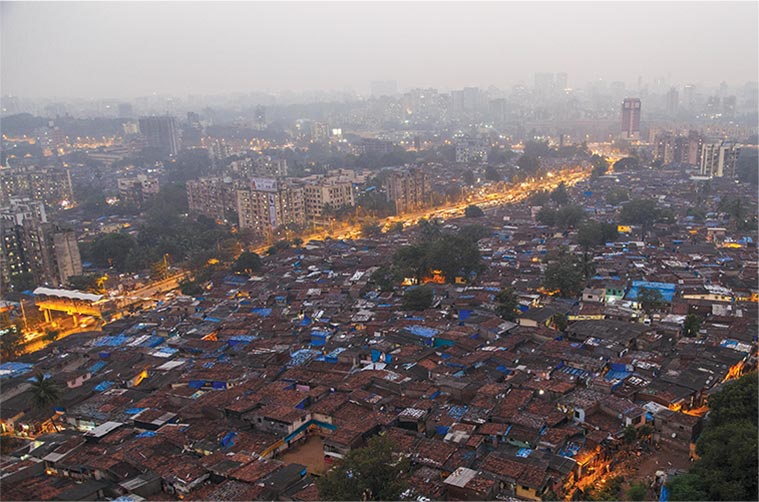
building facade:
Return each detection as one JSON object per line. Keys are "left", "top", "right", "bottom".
{"left": 302, "top": 178, "right": 355, "bottom": 221}
{"left": 138, "top": 116, "right": 181, "bottom": 156}
{"left": 699, "top": 141, "right": 741, "bottom": 178}
{"left": 186, "top": 177, "right": 239, "bottom": 222}
{"left": 383, "top": 167, "right": 429, "bottom": 215}
{"left": 0, "top": 165, "right": 74, "bottom": 209}
{"left": 620, "top": 98, "right": 641, "bottom": 139}
{"left": 237, "top": 178, "right": 305, "bottom": 235}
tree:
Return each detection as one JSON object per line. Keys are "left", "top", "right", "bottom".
{"left": 551, "top": 313, "right": 568, "bottom": 332}
{"left": 620, "top": 198, "right": 659, "bottom": 236}
{"left": 232, "top": 251, "right": 262, "bottom": 275}
{"left": 179, "top": 279, "right": 203, "bottom": 297}
{"left": 458, "top": 224, "right": 489, "bottom": 243}
{"left": 590, "top": 154, "right": 609, "bottom": 178}
{"left": 626, "top": 482, "right": 647, "bottom": 501}
{"left": 316, "top": 435, "right": 410, "bottom": 501}
{"left": 67, "top": 274, "right": 106, "bottom": 294}
{"left": 30, "top": 373, "right": 60, "bottom": 411}
{"left": 389, "top": 222, "right": 404, "bottom": 234}
{"left": 577, "top": 221, "right": 618, "bottom": 249}
{"left": 682, "top": 313, "right": 701, "bottom": 337}
{"left": 485, "top": 164, "right": 501, "bottom": 182}
{"left": 464, "top": 204, "right": 484, "bottom": 218}
{"left": 543, "top": 253, "right": 584, "bottom": 298}
{"left": 613, "top": 157, "right": 640, "bottom": 171}
{"left": 528, "top": 190, "right": 550, "bottom": 206}
{"left": 668, "top": 373, "right": 758, "bottom": 502}
{"left": 370, "top": 265, "right": 396, "bottom": 292}
{"left": 87, "top": 233, "right": 138, "bottom": 270}
{"left": 43, "top": 329, "right": 60, "bottom": 344}
{"left": 636, "top": 287, "right": 665, "bottom": 316}
{"left": 463, "top": 169, "right": 475, "bottom": 185}
{"left": 418, "top": 218, "right": 443, "bottom": 242}
{"left": 426, "top": 235, "right": 482, "bottom": 283}
{"left": 555, "top": 205, "right": 585, "bottom": 229}
{"left": 536, "top": 207, "right": 557, "bottom": 226}
{"left": 0, "top": 328, "right": 25, "bottom": 361}
{"left": 495, "top": 288, "right": 519, "bottom": 321}
{"left": 605, "top": 187, "right": 629, "bottom": 206}
{"left": 550, "top": 182, "right": 569, "bottom": 206}
{"left": 516, "top": 154, "right": 540, "bottom": 175}
{"left": 361, "top": 221, "right": 383, "bottom": 237}
{"left": 402, "top": 286, "right": 434, "bottom": 311}
{"left": 623, "top": 425, "right": 638, "bottom": 443}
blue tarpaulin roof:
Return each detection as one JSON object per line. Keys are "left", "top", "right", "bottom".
{"left": 0, "top": 362, "right": 34, "bottom": 379}
{"left": 251, "top": 308, "right": 272, "bottom": 316}
{"left": 626, "top": 280, "right": 676, "bottom": 302}
{"left": 404, "top": 326, "right": 439, "bottom": 338}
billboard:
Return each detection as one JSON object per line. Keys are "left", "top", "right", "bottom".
{"left": 251, "top": 177, "right": 278, "bottom": 193}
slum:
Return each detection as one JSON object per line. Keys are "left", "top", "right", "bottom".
{"left": 1, "top": 166, "right": 756, "bottom": 501}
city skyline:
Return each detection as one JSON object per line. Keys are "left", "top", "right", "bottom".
{"left": 2, "top": 1, "right": 758, "bottom": 99}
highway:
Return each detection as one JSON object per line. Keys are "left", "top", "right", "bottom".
{"left": 252, "top": 165, "right": 591, "bottom": 250}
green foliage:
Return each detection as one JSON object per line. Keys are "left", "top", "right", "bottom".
{"left": 551, "top": 312, "right": 568, "bottom": 331}
{"left": 86, "top": 233, "right": 138, "bottom": 270}
{"left": 623, "top": 425, "right": 637, "bottom": 443}
{"left": 543, "top": 252, "right": 584, "bottom": 298}
{"left": 577, "top": 221, "right": 618, "bottom": 249}
{"left": 495, "top": 288, "right": 519, "bottom": 321}
{"left": 590, "top": 154, "right": 610, "bottom": 178}
{"left": 426, "top": 235, "right": 482, "bottom": 283}
{"left": 584, "top": 476, "right": 624, "bottom": 501}
{"left": 636, "top": 287, "right": 666, "bottom": 316}
{"left": 0, "top": 327, "right": 24, "bottom": 361}
{"left": 361, "top": 221, "right": 383, "bottom": 237}
{"left": 370, "top": 265, "right": 396, "bottom": 292}
{"left": 458, "top": 224, "right": 489, "bottom": 243}
{"left": 463, "top": 169, "right": 475, "bottom": 185}
{"left": 736, "top": 151, "right": 758, "bottom": 185}
{"left": 550, "top": 182, "right": 569, "bottom": 206}
{"left": 682, "top": 313, "right": 701, "bottom": 337}
{"left": 613, "top": 157, "right": 640, "bottom": 171}
{"left": 626, "top": 482, "right": 647, "bottom": 501}
{"left": 418, "top": 218, "right": 443, "bottom": 242}
{"left": 166, "top": 148, "right": 212, "bottom": 183}
{"left": 668, "top": 373, "right": 758, "bottom": 501}
{"left": 266, "top": 240, "right": 293, "bottom": 256}
{"left": 528, "top": 190, "right": 550, "bottom": 206}
{"left": 517, "top": 154, "right": 540, "bottom": 174}
{"left": 538, "top": 205, "right": 585, "bottom": 229}
{"left": 179, "top": 279, "right": 203, "bottom": 297}
{"left": 316, "top": 435, "right": 410, "bottom": 501}
{"left": 620, "top": 198, "right": 660, "bottom": 235}
{"left": 605, "top": 187, "right": 629, "bottom": 206}
{"left": 389, "top": 222, "right": 404, "bottom": 234}
{"left": 232, "top": 251, "right": 261, "bottom": 275}
{"left": 30, "top": 373, "right": 60, "bottom": 410}
{"left": 464, "top": 204, "right": 484, "bottom": 218}
{"left": 485, "top": 164, "right": 502, "bottom": 181}
{"left": 43, "top": 329, "right": 60, "bottom": 344}
{"left": 402, "top": 285, "right": 434, "bottom": 311}
{"left": 67, "top": 274, "right": 106, "bottom": 294}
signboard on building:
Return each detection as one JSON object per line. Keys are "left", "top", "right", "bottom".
{"left": 251, "top": 178, "right": 278, "bottom": 193}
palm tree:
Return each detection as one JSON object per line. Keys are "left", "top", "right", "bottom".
{"left": 30, "top": 373, "right": 60, "bottom": 411}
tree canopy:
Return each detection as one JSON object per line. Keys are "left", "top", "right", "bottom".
{"left": 316, "top": 435, "right": 410, "bottom": 501}
{"left": 231, "top": 251, "right": 262, "bottom": 275}
{"left": 402, "top": 285, "right": 434, "bottom": 311}
{"left": 495, "top": 287, "right": 519, "bottom": 321}
{"left": 668, "top": 373, "right": 758, "bottom": 501}
{"left": 543, "top": 251, "right": 585, "bottom": 298}
{"left": 464, "top": 204, "right": 484, "bottom": 218}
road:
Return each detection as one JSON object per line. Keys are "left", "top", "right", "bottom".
{"left": 252, "top": 165, "right": 591, "bottom": 251}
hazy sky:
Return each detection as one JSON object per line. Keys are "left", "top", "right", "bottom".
{"left": 2, "top": 1, "right": 757, "bottom": 99}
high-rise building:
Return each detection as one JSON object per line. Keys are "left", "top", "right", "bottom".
{"left": 187, "top": 177, "right": 239, "bottom": 223}
{"left": 117, "top": 175, "right": 160, "bottom": 210}
{"left": 620, "top": 98, "right": 641, "bottom": 139}
{"left": 383, "top": 167, "right": 429, "bottom": 215}
{"left": 302, "top": 178, "right": 355, "bottom": 221}
{"left": 665, "top": 88, "right": 679, "bottom": 115}
{"left": 0, "top": 199, "right": 82, "bottom": 294}
{"left": 0, "top": 165, "right": 74, "bottom": 209}
{"left": 555, "top": 73, "right": 568, "bottom": 92}
{"left": 455, "top": 137, "right": 489, "bottom": 163}
{"left": 370, "top": 80, "right": 398, "bottom": 97}
{"left": 237, "top": 178, "right": 305, "bottom": 235}
{"left": 138, "top": 116, "right": 181, "bottom": 156}
{"left": 52, "top": 230, "right": 82, "bottom": 286}
{"left": 700, "top": 141, "right": 741, "bottom": 178}
{"left": 254, "top": 106, "right": 266, "bottom": 129}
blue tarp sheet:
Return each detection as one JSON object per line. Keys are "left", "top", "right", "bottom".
{"left": 0, "top": 362, "right": 34, "bottom": 379}
{"left": 404, "top": 326, "right": 438, "bottom": 338}
{"left": 251, "top": 308, "right": 272, "bottom": 316}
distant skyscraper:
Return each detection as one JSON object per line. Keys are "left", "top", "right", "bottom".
{"left": 534, "top": 73, "right": 554, "bottom": 98}
{"left": 665, "top": 88, "right": 679, "bottom": 115}
{"left": 118, "top": 103, "right": 134, "bottom": 118}
{"left": 555, "top": 73, "right": 568, "bottom": 91}
{"left": 682, "top": 84, "right": 696, "bottom": 110}
{"left": 138, "top": 116, "right": 180, "bottom": 156}
{"left": 370, "top": 80, "right": 398, "bottom": 97}
{"left": 620, "top": 98, "right": 641, "bottom": 139}
{"left": 254, "top": 106, "right": 266, "bottom": 129}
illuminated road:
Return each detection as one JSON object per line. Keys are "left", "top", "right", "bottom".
{"left": 252, "top": 165, "right": 591, "bottom": 251}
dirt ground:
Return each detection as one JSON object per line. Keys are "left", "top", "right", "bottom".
{"left": 279, "top": 435, "right": 328, "bottom": 475}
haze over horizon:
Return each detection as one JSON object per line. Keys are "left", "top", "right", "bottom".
{"left": 1, "top": 1, "right": 758, "bottom": 100}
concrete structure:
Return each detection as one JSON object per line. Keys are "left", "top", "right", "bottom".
{"left": 455, "top": 136, "right": 489, "bottom": 164}
{"left": 620, "top": 98, "right": 641, "bottom": 139}
{"left": 187, "top": 177, "right": 238, "bottom": 222}
{"left": 117, "top": 175, "right": 159, "bottom": 209}
{"left": 383, "top": 167, "right": 429, "bottom": 215}
{"left": 52, "top": 230, "right": 83, "bottom": 286}
{"left": 237, "top": 178, "right": 305, "bottom": 235}
{"left": 699, "top": 141, "right": 741, "bottom": 178}
{"left": 138, "top": 116, "right": 180, "bottom": 156}
{"left": 302, "top": 177, "right": 355, "bottom": 221}
{"left": 0, "top": 165, "right": 74, "bottom": 208}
